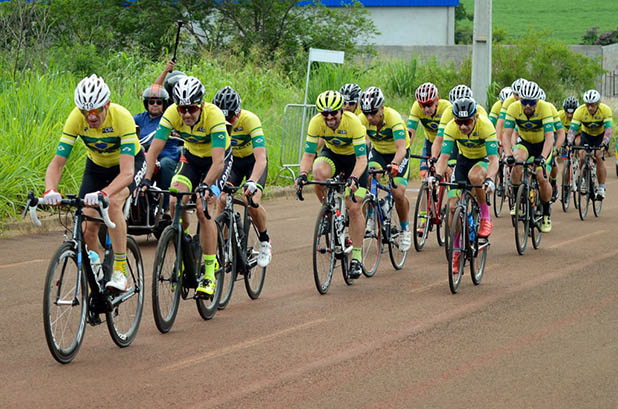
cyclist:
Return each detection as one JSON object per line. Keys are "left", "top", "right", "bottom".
{"left": 295, "top": 90, "right": 368, "bottom": 279}
{"left": 340, "top": 83, "right": 362, "bottom": 115}
{"left": 358, "top": 86, "right": 412, "bottom": 251}
{"left": 496, "top": 78, "right": 526, "bottom": 144}
{"left": 433, "top": 98, "right": 498, "bottom": 273}
{"left": 489, "top": 86, "right": 513, "bottom": 126}
{"left": 407, "top": 82, "right": 451, "bottom": 178}
{"left": 212, "top": 86, "right": 272, "bottom": 267}
{"left": 539, "top": 88, "right": 566, "bottom": 202}
{"left": 502, "top": 81, "right": 555, "bottom": 232}
{"left": 145, "top": 76, "right": 232, "bottom": 297}
{"left": 42, "top": 74, "right": 145, "bottom": 292}
{"left": 567, "top": 89, "right": 614, "bottom": 199}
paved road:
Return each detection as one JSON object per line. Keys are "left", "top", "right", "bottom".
{"left": 1, "top": 166, "right": 617, "bottom": 409}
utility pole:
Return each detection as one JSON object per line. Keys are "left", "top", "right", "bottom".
{"left": 471, "top": 0, "right": 492, "bottom": 107}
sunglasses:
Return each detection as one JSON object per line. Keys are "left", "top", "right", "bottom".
{"left": 177, "top": 105, "right": 200, "bottom": 115}
{"left": 80, "top": 106, "right": 105, "bottom": 116}
{"left": 454, "top": 118, "right": 474, "bottom": 127}
{"left": 343, "top": 101, "right": 357, "bottom": 106}
{"left": 419, "top": 101, "right": 435, "bottom": 108}
{"left": 363, "top": 109, "right": 379, "bottom": 116}
{"left": 320, "top": 111, "right": 340, "bottom": 119}
{"left": 148, "top": 99, "right": 164, "bottom": 106}
{"left": 521, "top": 99, "right": 537, "bottom": 106}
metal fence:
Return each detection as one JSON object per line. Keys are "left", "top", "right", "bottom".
{"left": 274, "top": 104, "right": 317, "bottom": 183}
{"left": 602, "top": 71, "right": 618, "bottom": 97}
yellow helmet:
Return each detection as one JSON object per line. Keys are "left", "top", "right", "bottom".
{"left": 316, "top": 90, "right": 344, "bottom": 112}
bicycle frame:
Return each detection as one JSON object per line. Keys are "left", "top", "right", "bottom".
{"left": 367, "top": 169, "right": 396, "bottom": 243}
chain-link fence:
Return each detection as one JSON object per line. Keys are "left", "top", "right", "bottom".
{"left": 274, "top": 104, "right": 317, "bottom": 183}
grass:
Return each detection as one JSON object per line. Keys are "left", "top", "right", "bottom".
{"left": 459, "top": 0, "right": 618, "bottom": 44}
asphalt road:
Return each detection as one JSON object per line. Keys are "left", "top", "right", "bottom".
{"left": 1, "top": 164, "right": 617, "bottom": 409}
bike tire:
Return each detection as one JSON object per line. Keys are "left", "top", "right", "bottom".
{"left": 361, "top": 197, "right": 381, "bottom": 278}
{"left": 560, "top": 159, "right": 571, "bottom": 212}
{"left": 244, "top": 218, "right": 267, "bottom": 299}
{"left": 443, "top": 201, "right": 450, "bottom": 261}
{"left": 448, "top": 207, "right": 465, "bottom": 294}
{"left": 313, "top": 205, "right": 336, "bottom": 294}
{"left": 468, "top": 200, "right": 487, "bottom": 286}
{"left": 216, "top": 213, "right": 237, "bottom": 310}
{"left": 437, "top": 185, "right": 448, "bottom": 247}
{"left": 388, "top": 196, "right": 408, "bottom": 270}
{"left": 591, "top": 175, "right": 602, "bottom": 217}
{"left": 196, "top": 222, "right": 225, "bottom": 320}
{"left": 514, "top": 184, "right": 529, "bottom": 255}
{"left": 578, "top": 166, "right": 590, "bottom": 221}
{"left": 106, "top": 236, "right": 144, "bottom": 348}
{"left": 530, "top": 187, "right": 543, "bottom": 250}
{"left": 412, "top": 183, "right": 430, "bottom": 251}
{"left": 341, "top": 250, "right": 353, "bottom": 286}
{"left": 151, "top": 226, "right": 183, "bottom": 333}
{"left": 43, "top": 242, "right": 88, "bottom": 364}
{"left": 493, "top": 165, "right": 505, "bottom": 217}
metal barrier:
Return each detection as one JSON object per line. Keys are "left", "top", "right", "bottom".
{"left": 602, "top": 71, "right": 618, "bottom": 97}
{"left": 274, "top": 103, "right": 317, "bottom": 183}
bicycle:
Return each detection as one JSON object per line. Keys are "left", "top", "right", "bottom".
{"left": 216, "top": 184, "right": 267, "bottom": 310}
{"left": 151, "top": 188, "right": 224, "bottom": 333}
{"left": 440, "top": 181, "right": 489, "bottom": 294}
{"left": 560, "top": 145, "right": 580, "bottom": 212}
{"left": 572, "top": 144, "right": 605, "bottom": 220}
{"left": 25, "top": 192, "right": 144, "bottom": 364}
{"left": 511, "top": 160, "right": 546, "bottom": 255}
{"left": 362, "top": 166, "right": 409, "bottom": 275}
{"left": 297, "top": 174, "right": 358, "bottom": 294}
{"left": 494, "top": 155, "right": 514, "bottom": 218}
{"left": 411, "top": 156, "right": 448, "bottom": 252}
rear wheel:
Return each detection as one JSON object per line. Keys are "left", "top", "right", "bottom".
{"left": 592, "top": 178, "right": 603, "bottom": 217}
{"left": 514, "top": 184, "right": 529, "bottom": 255}
{"left": 560, "top": 159, "right": 571, "bottom": 212}
{"left": 244, "top": 218, "right": 267, "bottom": 299}
{"left": 151, "top": 226, "right": 183, "bottom": 333}
{"left": 448, "top": 207, "right": 465, "bottom": 294}
{"left": 436, "top": 185, "right": 448, "bottom": 247}
{"left": 468, "top": 200, "right": 487, "bottom": 286}
{"left": 216, "top": 213, "right": 237, "bottom": 310}
{"left": 493, "top": 164, "right": 505, "bottom": 217}
{"left": 530, "top": 187, "right": 543, "bottom": 250}
{"left": 578, "top": 166, "right": 590, "bottom": 221}
{"left": 388, "top": 197, "right": 407, "bottom": 270}
{"left": 195, "top": 223, "right": 225, "bottom": 320}
{"left": 361, "top": 198, "right": 381, "bottom": 277}
{"left": 313, "top": 206, "right": 336, "bottom": 294}
{"left": 412, "top": 184, "right": 430, "bottom": 251}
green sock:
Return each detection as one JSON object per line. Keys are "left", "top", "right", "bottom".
{"left": 352, "top": 247, "right": 362, "bottom": 262}
{"left": 202, "top": 254, "right": 216, "bottom": 280}
{"left": 113, "top": 252, "right": 127, "bottom": 275}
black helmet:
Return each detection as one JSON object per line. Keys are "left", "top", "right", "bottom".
{"left": 563, "top": 96, "right": 579, "bottom": 114}
{"left": 212, "top": 86, "right": 241, "bottom": 120}
{"left": 163, "top": 70, "right": 186, "bottom": 100}
{"left": 452, "top": 97, "right": 477, "bottom": 119}
{"left": 339, "top": 83, "right": 362, "bottom": 104}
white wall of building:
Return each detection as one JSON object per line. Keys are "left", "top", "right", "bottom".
{"left": 367, "top": 7, "right": 455, "bottom": 46}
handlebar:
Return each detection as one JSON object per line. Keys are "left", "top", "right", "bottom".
{"left": 296, "top": 178, "right": 357, "bottom": 203}
{"left": 571, "top": 144, "right": 605, "bottom": 151}
{"left": 368, "top": 164, "right": 398, "bottom": 189}
{"left": 438, "top": 181, "right": 484, "bottom": 189}
{"left": 24, "top": 191, "right": 116, "bottom": 229}
{"left": 221, "top": 183, "right": 259, "bottom": 208}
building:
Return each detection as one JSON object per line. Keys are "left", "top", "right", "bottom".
{"left": 321, "top": 0, "right": 459, "bottom": 46}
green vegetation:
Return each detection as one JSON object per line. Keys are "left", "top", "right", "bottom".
{"left": 459, "top": 0, "right": 618, "bottom": 44}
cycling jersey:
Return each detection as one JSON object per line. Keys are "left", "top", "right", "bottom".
{"left": 229, "top": 109, "right": 266, "bottom": 158}
{"left": 504, "top": 101, "right": 554, "bottom": 144}
{"left": 544, "top": 101, "right": 563, "bottom": 131}
{"left": 358, "top": 106, "right": 409, "bottom": 154}
{"left": 489, "top": 100, "right": 502, "bottom": 126}
{"left": 442, "top": 116, "right": 498, "bottom": 160}
{"left": 499, "top": 95, "right": 517, "bottom": 120}
{"left": 569, "top": 103, "right": 613, "bottom": 137}
{"left": 438, "top": 105, "right": 489, "bottom": 138}
{"left": 305, "top": 111, "right": 367, "bottom": 157}
{"left": 406, "top": 99, "right": 451, "bottom": 143}
{"left": 154, "top": 103, "right": 230, "bottom": 158}
{"left": 558, "top": 109, "right": 573, "bottom": 129}
{"left": 57, "top": 104, "right": 141, "bottom": 168}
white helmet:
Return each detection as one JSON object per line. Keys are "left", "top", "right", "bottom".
{"left": 582, "top": 89, "right": 600, "bottom": 104}
{"left": 519, "top": 81, "right": 542, "bottom": 100}
{"left": 74, "top": 74, "right": 110, "bottom": 110}
{"left": 539, "top": 88, "right": 546, "bottom": 101}
{"left": 448, "top": 85, "right": 473, "bottom": 104}
{"left": 499, "top": 87, "right": 513, "bottom": 102}
{"left": 511, "top": 78, "right": 527, "bottom": 95}
{"left": 173, "top": 76, "right": 205, "bottom": 106}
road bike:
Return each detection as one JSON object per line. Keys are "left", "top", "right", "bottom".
{"left": 572, "top": 144, "right": 605, "bottom": 220}
{"left": 560, "top": 145, "right": 580, "bottom": 212}
{"left": 511, "top": 160, "right": 545, "bottom": 255}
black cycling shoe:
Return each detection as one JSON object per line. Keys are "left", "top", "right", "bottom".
{"left": 551, "top": 183, "right": 558, "bottom": 203}
{"left": 348, "top": 259, "right": 363, "bottom": 279}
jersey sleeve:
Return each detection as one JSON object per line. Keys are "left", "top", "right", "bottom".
{"left": 116, "top": 106, "right": 139, "bottom": 156}
{"left": 304, "top": 115, "right": 322, "bottom": 154}
{"left": 154, "top": 105, "right": 178, "bottom": 142}
{"left": 209, "top": 108, "right": 229, "bottom": 149}
{"left": 56, "top": 108, "right": 83, "bottom": 159}
{"left": 441, "top": 121, "right": 457, "bottom": 155}
{"left": 504, "top": 104, "right": 517, "bottom": 129}
{"left": 350, "top": 117, "right": 368, "bottom": 157}
{"left": 602, "top": 104, "right": 613, "bottom": 129}
{"left": 247, "top": 114, "right": 266, "bottom": 150}
{"left": 406, "top": 102, "right": 421, "bottom": 130}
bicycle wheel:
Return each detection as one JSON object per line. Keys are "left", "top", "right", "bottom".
{"left": 388, "top": 198, "right": 408, "bottom": 270}
{"left": 578, "top": 166, "right": 590, "bottom": 221}
{"left": 313, "top": 205, "right": 336, "bottom": 294}
{"left": 412, "top": 183, "right": 430, "bottom": 251}
{"left": 468, "top": 200, "right": 487, "bottom": 286}
{"left": 560, "top": 159, "right": 571, "bottom": 212}
{"left": 514, "top": 184, "right": 529, "bottom": 255}
{"left": 361, "top": 197, "right": 381, "bottom": 277}
{"left": 436, "top": 185, "right": 448, "bottom": 247}
{"left": 530, "top": 187, "right": 543, "bottom": 250}
{"left": 448, "top": 207, "right": 465, "bottom": 294}
{"left": 43, "top": 243, "right": 88, "bottom": 364}
{"left": 244, "top": 217, "right": 267, "bottom": 299}
{"left": 106, "top": 236, "right": 144, "bottom": 348}
{"left": 151, "top": 226, "right": 183, "bottom": 333}
{"left": 591, "top": 173, "right": 602, "bottom": 217}
{"left": 196, "top": 223, "right": 225, "bottom": 320}
{"left": 443, "top": 201, "right": 451, "bottom": 261}
{"left": 216, "top": 213, "right": 237, "bottom": 310}
{"left": 493, "top": 164, "right": 505, "bottom": 217}
{"left": 341, "top": 249, "right": 353, "bottom": 286}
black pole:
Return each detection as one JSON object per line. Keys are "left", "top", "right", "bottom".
{"left": 172, "top": 20, "right": 183, "bottom": 63}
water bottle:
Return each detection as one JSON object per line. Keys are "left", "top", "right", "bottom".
{"left": 382, "top": 198, "right": 391, "bottom": 215}
{"left": 88, "top": 250, "right": 104, "bottom": 282}
{"left": 467, "top": 213, "right": 476, "bottom": 242}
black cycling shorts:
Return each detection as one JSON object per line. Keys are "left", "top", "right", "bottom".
{"left": 314, "top": 146, "right": 368, "bottom": 189}
{"left": 172, "top": 148, "right": 233, "bottom": 193}
{"left": 79, "top": 150, "right": 146, "bottom": 198}
{"left": 228, "top": 155, "right": 268, "bottom": 190}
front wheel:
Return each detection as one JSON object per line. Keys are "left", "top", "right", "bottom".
{"left": 493, "top": 164, "right": 505, "bottom": 217}
{"left": 436, "top": 185, "right": 448, "bottom": 247}
{"left": 361, "top": 198, "right": 381, "bottom": 277}
{"left": 216, "top": 213, "right": 237, "bottom": 310}
{"left": 43, "top": 243, "right": 88, "bottom": 364}
{"left": 412, "top": 183, "right": 430, "bottom": 251}
{"left": 530, "top": 187, "right": 543, "bottom": 250}
{"left": 151, "top": 226, "right": 183, "bottom": 334}
{"left": 560, "top": 160, "right": 571, "bottom": 212}
{"left": 313, "top": 206, "right": 336, "bottom": 294}
{"left": 106, "top": 236, "right": 144, "bottom": 348}
{"left": 244, "top": 217, "right": 267, "bottom": 299}
{"left": 448, "top": 207, "right": 465, "bottom": 294}
{"left": 196, "top": 222, "right": 225, "bottom": 320}
{"left": 388, "top": 198, "right": 408, "bottom": 270}
{"left": 578, "top": 166, "right": 590, "bottom": 221}
{"left": 514, "top": 184, "right": 529, "bottom": 255}
{"left": 468, "top": 200, "right": 487, "bottom": 285}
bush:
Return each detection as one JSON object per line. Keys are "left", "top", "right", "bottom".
{"left": 581, "top": 26, "right": 618, "bottom": 46}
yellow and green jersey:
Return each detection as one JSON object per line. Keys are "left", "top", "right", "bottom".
{"left": 442, "top": 116, "right": 498, "bottom": 160}
{"left": 499, "top": 95, "right": 518, "bottom": 120}
{"left": 543, "top": 101, "right": 563, "bottom": 131}
{"left": 406, "top": 99, "right": 451, "bottom": 143}
{"left": 569, "top": 103, "right": 613, "bottom": 137}
{"left": 229, "top": 109, "right": 265, "bottom": 158}
{"left": 155, "top": 103, "right": 230, "bottom": 158}
{"left": 57, "top": 103, "right": 141, "bottom": 168}
{"left": 504, "top": 101, "right": 555, "bottom": 144}
{"left": 438, "top": 104, "right": 489, "bottom": 138}
{"left": 489, "top": 100, "right": 502, "bottom": 126}
{"left": 305, "top": 111, "right": 367, "bottom": 157}
{"left": 358, "top": 107, "right": 409, "bottom": 154}
{"left": 558, "top": 109, "right": 573, "bottom": 129}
